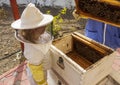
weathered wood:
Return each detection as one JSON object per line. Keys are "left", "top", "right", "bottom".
{"left": 50, "top": 45, "right": 84, "bottom": 85}
{"left": 50, "top": 32, "right": 115, "bottom": 85}
{"left": 72, "top": 34, "right": 108, "bottom": 55}
{"left": 97, "top": 75, "right": 120, "bottom": 85}
{"left": 82, "top": 52, "right": 116, "bottom": 85}
{"left": 73, "top": 32, "right": 113, "bottom": 53}
{"left": 52, "top": 34, "right": 73, "bottom": 54}
{"left": 110, "top": 69, "right": 120, "bottom": 84}
{"left": 67, "top": 51, "right": 92, "bottom": 69}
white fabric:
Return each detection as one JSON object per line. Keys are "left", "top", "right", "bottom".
{"left": 15, "top": 31, "right": 53, "bottom": 45}
{"left": 24, "top": 43, "right": 52, "bottom": 68}
{"left": 21, "top": 3, "right": 43, "bottom": 27}
{"left": 11, "top": 3, "right": 53, "bottom": 29}
{"left": 42, "top": 51, "right": 52, "bottom": 70}
{"left": 47, "top": 70, "right": 59, "bottom": 85}
{"left": 15, "top": 30, "right": 53, "bottom": 68}
{"left": 26, "top": 67, "right": 37, "bottom": 85}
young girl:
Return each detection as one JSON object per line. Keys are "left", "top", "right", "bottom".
{"left": 11, "top": 3, "right": 53, "bottom": 85}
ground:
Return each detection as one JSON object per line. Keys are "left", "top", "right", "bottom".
{"left": 0, "top": 5, "right": 86, "bottom": 75}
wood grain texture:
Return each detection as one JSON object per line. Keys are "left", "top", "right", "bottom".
{"left": 51, "top": 32, "right": 115, "bottom": 85}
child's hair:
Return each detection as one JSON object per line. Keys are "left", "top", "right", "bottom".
{"left": 20, "top": 26, "right": 46, "bottom": 43}
{"left": 21, "top": 29, "right": 34, "bottom": 43}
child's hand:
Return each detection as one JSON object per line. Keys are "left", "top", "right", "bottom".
{"left": 112, "top": 48, "right": 120, "bottom": 71}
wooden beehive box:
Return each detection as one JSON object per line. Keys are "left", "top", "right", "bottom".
{"left": 110, "top": 69, "right": 120, "bottom": 84}
{"left": 74, "top": 0, "right": 120, "bottom": 28}
{"left": 50, "top": 32, "right": 116, "bottom": 85}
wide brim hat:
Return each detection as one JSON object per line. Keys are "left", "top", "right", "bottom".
{"left": 11, "top": 3, "right": 53, "bottom": 29}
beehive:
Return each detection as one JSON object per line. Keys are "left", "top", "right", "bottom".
{"left": 50, "top": 32, "right": 116, "bottom": 85}
{"left": 74, "top": 0, "right": 120, "bottom": 27}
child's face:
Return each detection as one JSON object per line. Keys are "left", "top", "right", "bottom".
{"left": 21, "top": 26, "right": 46, "bottom": 43}
{"left": 32, "top": 26, "right": 46, "bottom": 40}
{"left": 33, "top": 26, "right": 46, "bottom": 35}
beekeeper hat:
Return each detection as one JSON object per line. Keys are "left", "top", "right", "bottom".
{"left": 11, "top": 3, "right": 53, "bottom": 29}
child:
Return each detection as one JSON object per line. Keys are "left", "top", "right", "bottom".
{"left": 11, "top": 3, "right": 53, "bottom": 85}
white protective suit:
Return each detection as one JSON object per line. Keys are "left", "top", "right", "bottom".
{"left": 23, "top": 32, "right": 53, "bottom": 85}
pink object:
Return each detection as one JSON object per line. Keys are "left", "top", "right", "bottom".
{"left": 0, "top": 62, "right": 31, "bottom": 85}
{"left": 112, "top": 48, "right": 120, "bottom": 71}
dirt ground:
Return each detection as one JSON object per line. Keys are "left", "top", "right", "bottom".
{"left": 0, "top": 5, "right": 86, "bottom": 75}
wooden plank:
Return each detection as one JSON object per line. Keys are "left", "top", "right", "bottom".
{"left": 73, "top": 32, "right": 113, "bottom": 53}
{"left": 51, "top": 32, "right": 115, "bottom": 85}
{"left": 50, "top": 45, "right": 85, "bottom": 85}
{"left": 83, "top": 52, "right": 116, "bottom": 85}
{"left": 66, "top": 51, "right": 92, "bottom": 69}
{"left": 97, "top": 77, "right": 109, "bottom": 85}
{"left": 110, "top": 69, "right": 120, "bottom": 84}
{"left": 72, "top": 34, "right": 108, "bottom": 55}
{"left": 97, "top": 75, "right": 120, "bottom": 85}
{"left": 52, "top": 34, "right": 73, "bottom": 54}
